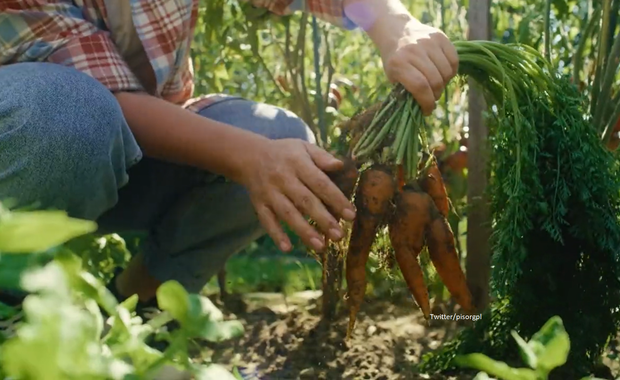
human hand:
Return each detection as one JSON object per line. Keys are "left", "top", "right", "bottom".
{"left": 239, "top": 138, "right": 357, "bottom": 253}
{"left": 380, "top": 19, "right": 458, "bottom": 115}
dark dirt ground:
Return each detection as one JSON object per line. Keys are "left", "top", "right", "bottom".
{"left": 196, "top": 290, "right": 620, "bottom": 380}
{"left": 208, "top": 291, "right": 469, "bottom": 380}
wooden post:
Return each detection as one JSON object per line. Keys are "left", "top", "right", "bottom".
{"left": 465, "top": 0, "right": 492, "bottom": 313}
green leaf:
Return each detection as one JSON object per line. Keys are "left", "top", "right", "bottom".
{"left": 1, "top": 262, "right": 129, "bottom": 380}
{"left": 184, "top": 294, "right": 244, "bottom": 340}
{"left": 156, "top": 281, "right": 243, "bottom": 343}
{"left": 120, "top": 294, "right": 139, "bottom": 313}
{"left": 527, "top": 316, "right": 570, "bottom": 373}
{"left": 248, "top": 21, "right": 260, "bottom": 56}
{"left": 473, "top": 372, "right": 496, "bottom": 380}
{"left": 232, "top": 367, "right": 244, "bottom": 380}
{"left": 0, "top": 210, "right": 97, "bottom": 253}
{"left": 20, "top": 262, "right": 70, "bottom": 297}
{"left": 552, "top": 0, "right": 570, "bottom": 18}
{"left": 0, "top": 301, "right": 18, "bottom": 319}
{"left": 156, "top": 281, "right": 190, "bottom": 324}
{"left": 188, "top": 294, "right": 223, "bottom": 322}
{"left": 0, "top": 252, "right": 52, "bottom": 290}
{"left": 510, "top": 330, "right": 538, "bottom": 369}
{"left": 76, "top": 271, "right": 120, "bottom": 315}
{"left": 453, "top": 354, "right": 538, "bottom": 380}
{"left": 195, "top": 364, "right": 239, "bottom": 380}
{"left": 55, "top": 249, "right": 120, "bottom": 314}
{"left": 198, "top": 320, "right": 244, "bottom": 342}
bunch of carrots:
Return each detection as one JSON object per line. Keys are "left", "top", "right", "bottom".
{"left": 326, "top": 40, "right": 553, "bottom": 338}
{"left": 329, "top": 146, "right": 474, "bottom": 338}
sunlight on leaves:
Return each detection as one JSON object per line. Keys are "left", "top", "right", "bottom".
{"left": 0, "top": 210, "right": 96, "bottom": 254}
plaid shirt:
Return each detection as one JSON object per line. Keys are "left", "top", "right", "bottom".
{"left": 0, "top": 0, "right": 355, "bottom": 105}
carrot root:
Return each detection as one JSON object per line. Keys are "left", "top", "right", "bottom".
{"left": 418, "top": 157, "right": 450, "bottom": 218}
{"left": 394, "top": 248, "right": 431, "bottom": 320}
{"left": 345, "top": 164, "right": 396, "bottom": 338}
{"left": 425, "top": 211, "right": 475, "bottom": 314}
{"left": 388, "top": 186, "right": 433, "bottom": 319}
{"left": 327, "top": 155, "right": 359, "bottom": 200}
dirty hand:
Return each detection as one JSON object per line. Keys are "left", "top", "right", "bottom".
{"left": 381, "top": 19, "right": 458, "bottom": 116}
{"left": 239, "top": 138, "right": 357, "bottom": 253}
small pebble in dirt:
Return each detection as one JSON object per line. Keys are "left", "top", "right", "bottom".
{"left": 366, "top": 325, "right": 377, "bottom": 335}
{"left": 299, "top": 368, "right": 316, "bottom": 379}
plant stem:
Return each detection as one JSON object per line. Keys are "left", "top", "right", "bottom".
{"left": 602, "top": 99, "right": 620, "bottom": 143}
{"left": 353, "top": 98, "right": 397, "bottom": 152}
{"left": 573, "top": 6, "right": 602, "bottom": 86}
{"left": 591, "top": 0, "right": 612, "bottom": 117}
{"left": 311, "top": 16, "right": 326, "bottom": 146}
{"left": 593, "top": 31, "right": 620, "bottom": 133}
{"left": 392, "top": 98, "right": 412, "bottom": 163}
{"left": 608, "top": 0, "right": 620, "bottom": 53}
{"left": 355, "top": 111, "right": 399, "bottom": 157}
{"left": 544, "top": 0, "right": 552, "bottom": 61}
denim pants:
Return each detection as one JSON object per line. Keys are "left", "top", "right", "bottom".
{"left": 0, "top": 62, "right": 315, "bottom": 293}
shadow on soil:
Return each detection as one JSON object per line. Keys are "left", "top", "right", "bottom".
{"left": 205, "top": 292, "right": 474, "bottom": 380}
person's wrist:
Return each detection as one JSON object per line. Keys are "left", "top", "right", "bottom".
{"left": 226, "top": 135, "right": 272, "bottom": 186}
{"left": 364, "top": 11, "right": 415, "bottom": 59}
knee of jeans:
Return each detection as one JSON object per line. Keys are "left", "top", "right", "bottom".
{"left": 263, "top": 105, "right": 316, "bottom": 143}
{"left": 0, "top": 63, "right": 138, "bottom": 219}
{"left": 200, "top": 99, "right": 316, "bottom": 144}
{"left": 1, "top": 63, "right": 125, "bottom": 127}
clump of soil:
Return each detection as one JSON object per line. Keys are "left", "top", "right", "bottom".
{"left": 204, "top": 292, "right": 476, "bottom": 380}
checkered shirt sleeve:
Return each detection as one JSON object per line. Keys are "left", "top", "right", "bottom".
{"left": 0, "top": 1, "right": 143, "bottom": 93}
{"left": 248, "top": 0, "right": 357, "bottom": 29}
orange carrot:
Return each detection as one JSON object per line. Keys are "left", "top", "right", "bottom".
{"left": 388, "top": 186, "right": 433, "bottom": 320}
{"left": 418, "top": 156, "right": 450, "bottom": 218}
{"left": 345, "top": 164, "right": 396, "bottom": 338}
{"left": 442, "top": 149, "right": 468, "bottom": 173}
{"left": 425, "top": 207, "right": 475, "bottom": 314}
{"left": 326, "top": 156, "right": 359, "bottom": 201}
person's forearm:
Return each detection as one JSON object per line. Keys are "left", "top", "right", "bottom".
{"left": 343, "top": 0, "right": 414, "bottom": 57}
{"left": 114, "top": 92, "right": 268, "bottom": 183}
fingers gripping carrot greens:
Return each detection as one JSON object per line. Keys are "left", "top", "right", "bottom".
{"left": 331, "top": 40, "right": 562, "bottom": 338}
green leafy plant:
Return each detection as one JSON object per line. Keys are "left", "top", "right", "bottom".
{"left": 0, "top": 203, "right": 244, "bottom": 379}
{"left": 453, "top": 316, "right": 606, "bottom": 380}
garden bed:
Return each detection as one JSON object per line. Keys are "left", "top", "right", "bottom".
{"left": 198, "top": 290, "right": 619, "bottom": 380}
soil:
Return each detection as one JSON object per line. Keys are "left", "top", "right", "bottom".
{"left": 201, "top": 290, "right": 620, "bottom": 380}
{"left": 202, "top": 291, "right": 483, "bottom": 380}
